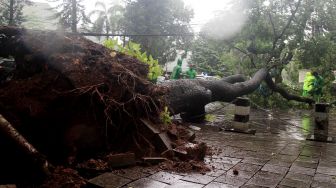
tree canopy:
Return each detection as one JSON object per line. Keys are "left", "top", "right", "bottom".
{"left": 48, "top": 0, "right": 88, "bottom": 32}
{"left": 0, "top": 0, "right": 31, "bottom": 26}
{"left": 123, "top": 0, "right": 194, "bottom": 64}
{"left": 88, "top": 0, "right": 124, "bottom": 41}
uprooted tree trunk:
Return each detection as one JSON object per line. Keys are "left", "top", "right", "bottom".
{"left": 165, "top": 68, "right": 314, "bottom": 122}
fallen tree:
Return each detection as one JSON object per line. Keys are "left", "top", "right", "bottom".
{"left": 0, "top": 26, "right": 314, "bottom": 185}
{"left": 164, "top": 70, "right": 314, "bottom": 121}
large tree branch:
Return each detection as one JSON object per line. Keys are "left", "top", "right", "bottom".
{"left": 199, "top": 68, "right": 269, "bottom": 102}
{"left": 268, "top": 12, "right": 277, "bottom": 38}
{"left": 272, "top": 0, "right": 302, "bottom": 50}
{"left": 221, "top": 74, "right": 246, "bottom": 84}
{"left": 264, "top": 73, "right": 314, "bottom": 104}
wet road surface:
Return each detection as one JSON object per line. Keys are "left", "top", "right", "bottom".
{"left": 89, "top": 103, "right": 336, "bottom": 188}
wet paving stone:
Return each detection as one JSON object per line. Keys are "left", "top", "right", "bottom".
{"left": 311, "top": 181, "right": 336, "bottom": 188}
{"left": 246, "top": 175, "right": 281, "bottom": 188}
{"left": 142, "top": 166, "right": 161, "bottom": 175}
{"left": 300, "top": 149, "right": 321, "bottom": 158}
{"left": 113, "top": 166, "right": 150, "bottom": 180}
{"left": 318, "top": 160, "right": 336, "bottom": 167}
{"left": 261, "top": 164, "right": 289, "bottom": 175}
{"left": 181, "top": 173, "right": 216, "bottom": 184}
{"left": 233, "top": 163, "right": 262, "bottom": 173}
{"left": 214, "top": 174, "right": 249, "bottom": 186}
{"left": 292, "top": 161, "right": 318, "bottom": 169}
{"left": 205, "top": 169, "right": 226, "bottom": 177}
{"left": 148, "top": 171, "right": 183, "bottom": 184}
{"left": 253, "top": 171, "right": 284, "bottom": 181}
{"left": 295, "top": 156, "right": 319, "bottom": 163}
{"left": 265, "top": 159, "right": 292, "bottom": 168}
{"left": 215, "top": 157, "right": 242, "bottom": 165}
{"left": 316, "top": 166, "right": 336, "bottom": 176}
{"left": 313, "top": 173, "right": 336, "bottom": 183}
{"left": 241, "top": 185, "right": 269, "bottom": 188}
{"left": 280, "top": 178, "right": 311, "bottom": 188}
{"left": 284, "top": 172, "right": 313, "bottom": 182}
{"left": 274, "top": 154, "right": 298, "bottom": 162}
{"left": 276, "top": 185, "right": 292, "bottom": 188}
{"left": 217, "top": 146, "right": 242, "bottom": 157}
{"left": 127, "top": 178, "right": 168, "bottom": 188}
{"left": 242, "top": 157, "right": 269, "bottom": 166}
{"left": 210, "top": 162, "right": 236, "bottom": 171}
{"left": 279, "top": 149, "right": 301, "bottom": 156}
{"left": 203, "top": 182, "right": 237, "bottom": 188}
{"left": 89, "top": 173, "right": 132, "bottom": 188}
{"left": 164, "top": 180, "right": 204, "bottom": 188}
{"left": 289, "top": 166, "right": 316, "bottom": 176}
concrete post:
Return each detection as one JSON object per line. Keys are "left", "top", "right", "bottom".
{"left": 307, "top": 103, "right": 335, "bottom": 143}
{"left": 225, "top": 97, "right": 256, "bottom": 134}
{"left": 233, "top": 97, "right": 250, "bottom": 131}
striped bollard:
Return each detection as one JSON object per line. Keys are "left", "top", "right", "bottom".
{"left": 226, "top": 97, "right": 256, "bottom": 134}
{"left": 307, "top": 103, "right": 335, "bottom": 143}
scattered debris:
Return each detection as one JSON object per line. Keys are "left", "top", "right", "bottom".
{"left": 233, "top": 168, "right": 239, "bottom": 175}
{"left": 40, "top": 167, "right": 86, "bottom": 188}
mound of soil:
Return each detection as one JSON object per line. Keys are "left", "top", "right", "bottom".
{"left": 0, "top": 27, "right": 211, "bottom": 186}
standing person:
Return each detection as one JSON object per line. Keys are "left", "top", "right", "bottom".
{"left": 312, "top": 71, "right": 324, "bottom": 102}
{"left": 170, "top": 58, "right": 183, "bottom": 79}
{"left": 302, "top": 72, "right": 316, "bottom": 97}
{"left": 186, "top": 64, "right": 197, "bottom": 79}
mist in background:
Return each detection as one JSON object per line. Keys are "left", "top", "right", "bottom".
{"left": 201, "top": 1, "right": 248, "bottom": 40}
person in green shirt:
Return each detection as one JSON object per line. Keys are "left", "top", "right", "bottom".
{"left": 312, "top": 71, "right": 324, "bottom": 102}
{"left": 186, "top": 64, "right": 197, "bottom": 79}
{"left": 302, "top": 72, "right": 316, "bottom": 97}
{"left": 170, "top": 58, "right": 183, "bottom": 79}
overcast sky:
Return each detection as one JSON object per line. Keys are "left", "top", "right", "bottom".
{"left": 31, "top": 0, "right": 233, "bottom": 31}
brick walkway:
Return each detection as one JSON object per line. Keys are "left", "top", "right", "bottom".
{"left": 89, "top": 108, "right": 336, "bottom": 188}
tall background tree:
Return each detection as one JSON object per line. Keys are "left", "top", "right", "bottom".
{"left": 88, "top": 0, "right": 125, "bottom": 41}
{"left": 0, "top": 0, "right": 31, "bottom": 26}
{"left": 49, "top": 0, "right": 88, "bottom": 33}
{"left": 123, "top": 0, "right": 194, "bottom": 64}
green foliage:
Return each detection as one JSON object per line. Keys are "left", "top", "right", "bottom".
{"left": 160, "top": 106, "right": 172, "bottom": 125}
{"left": 123, "top": 0, "right": 194, "bottom": 64}
{"left": 205, "top": 114, "right": 216, "bottom": 123}
{"left": 104, "top": 39, "right": 163, "bottom": 81}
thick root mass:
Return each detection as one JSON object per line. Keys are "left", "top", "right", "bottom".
{"left": 0, "top": 27, "right": 172, "bottom": 184}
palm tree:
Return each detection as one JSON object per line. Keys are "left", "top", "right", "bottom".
{"left": 89, "top": 0, "right": 124, "bottom": 41}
